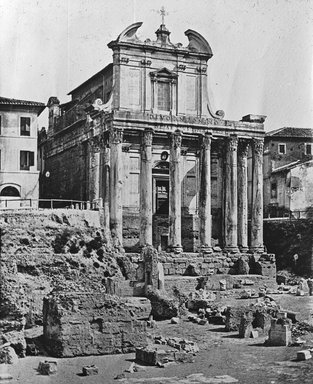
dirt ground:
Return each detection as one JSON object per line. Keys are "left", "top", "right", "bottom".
{"left": 2, "top": 294, "right": 313, "bottom": 384}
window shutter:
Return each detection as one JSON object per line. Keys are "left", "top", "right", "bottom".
{"left": 29, "top": 151, "right": 34, "bottom": 166}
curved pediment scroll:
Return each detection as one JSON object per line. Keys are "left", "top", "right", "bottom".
{"left": 184, "top": 29, "right": 213, "bottom": 57}
{"left": 116, "top": 22, "right": 143, "bottom": 42}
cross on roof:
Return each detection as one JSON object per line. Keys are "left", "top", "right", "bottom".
{"left": 160, "top": 6, "right": 168, "bottom": 25}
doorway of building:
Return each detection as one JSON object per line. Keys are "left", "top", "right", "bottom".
{"left": 155, "top": 178, "right": 169, "bottom": 214}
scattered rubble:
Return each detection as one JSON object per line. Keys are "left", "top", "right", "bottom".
{"left": 297, "top": 350, "right": 312, "bottom": 361}
{"left": 0, "top": 346, "right": 18, "bottom": 365}
{"left": 82, "top": 365, "right": 99, "bottom": 376}
{"left": 38, "top": 360, "right": 58, "bottom": 375}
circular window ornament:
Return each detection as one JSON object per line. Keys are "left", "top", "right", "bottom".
{"left": 161, "top": 151, "right": 168, "bottom": 161}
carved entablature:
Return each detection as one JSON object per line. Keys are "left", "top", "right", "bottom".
{"left": 252, "top": 138, "right": 264, "bottom": 156}
{"left": 196, "top": 66, "right": 207, "bottom": 74}
{"left": 119, "top": 57, "right": 129, "bottom": 63}
{"left": 109, "top": 128, "right": 123, "bottom": 146}
{"left": 226, "top": 135, "right": 238, "bottom": 152}
{"left": 170, "top": 130, "right": 182, "bottom": 149}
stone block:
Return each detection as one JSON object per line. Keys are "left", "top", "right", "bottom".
{"left": 38, "top": 360, "right": 58, "bottom": 375}
{"left": 174, "top": 351, "right": 195, "bottom": 363}
{"left": 82, "top": 365, "right": 99, "bottom": 376}
{"left": 297, "top": 350, "right": 312, "bottom": 361}
{"left": 171, "top": 317, "right": 180, "bottom": 324}
{"left": 0, "top": 374, "right": 13, "bottom": 381}
{"left": 250, "top": 330, "right": 259, "bottom": 338}
{"left": 0, "top": 346, "right": 18, "bottom": 364}
{"left": 268, "top": 319, "right": 292, "bottom": 346}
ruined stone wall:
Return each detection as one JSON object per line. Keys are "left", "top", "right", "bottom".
{"left": 264, "top": 219, "right": 313, "bottom": 276}
{"left": 0, "top": 209, "right": 129, "bottom": 327}
{"left": 43, "top": 293, "right": 149, "bottom": 357}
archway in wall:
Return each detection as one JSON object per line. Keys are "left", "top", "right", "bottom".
{"left": 0, "top": 186, "right": 20, "bottom": 197}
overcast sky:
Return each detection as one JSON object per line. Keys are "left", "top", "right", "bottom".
{"left": 0, "top": 0, "right": 313, "bottom": 131}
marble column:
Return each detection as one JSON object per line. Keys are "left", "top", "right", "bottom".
{"left": 88, "top": 136, "right": 101, "bottom": 203}
{"left": 237, "top": 140, "right": 249, "bottom": 252}
{"left": 139, "top": 128, "right": 153, "bottom": 247}
{"left": 250, "top": 138, "right": 264, "bottom": 252}
{"left": 169, "top": 130, "right": 183, "bottom": 253}
{"left": 224, "top": 135, "right": 239, "bottom": 252}
{"left": 109, "top": 127, "right": 123, "bottom": 247}
{"left": 101, "top": 133, "right": 110, "bottom": 232}
{"left": 199, "top": 132, "right": 213, "bottom": 253}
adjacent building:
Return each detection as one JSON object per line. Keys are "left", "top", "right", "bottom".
{"left": 263, "top": 127, "right": 313, "bottom": 217}
{"left": 0, "top": 97, "right": 45, "bottom": 208}
{"left": 40, "top": 21, "right": 268, "bottom": 261}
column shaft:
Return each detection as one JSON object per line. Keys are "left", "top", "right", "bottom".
{"left": 139, "top": 128, "right": 153, "bottom": 246}
{"left": 199, "top": 132, "right": 212, "bottom": 253}
{"left": 102, "top": 143, "right": 110, "bottom": 231}
{"left": 109, "top": 128, "right": 123, "bottom": 246}
{"left": 237, "top": 140, "right": 249, "bottom": 252}
{"left": 250, "top": 138, "right": 264, "bottom": 252}
{"left": 224, "top": 135, "right": 239, "bottom": 252}
{"left": 169, "top": 130, "right": 182, "bottom": 252}
{"left": 88, "top": 137, "right": 101, "bottom": 203}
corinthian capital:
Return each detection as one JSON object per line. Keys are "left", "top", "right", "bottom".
{"left": 142, "top": 128, "right": 153, "bottom": 147}
{"left": 109, "top": 128, "right": 123, "bottom": 146}
{"left": 252, "top": 138, "right": 264, "bottom": 156}
{"left": 201, "top": 132, "right": 212, "bottom": 149}
{"left": 170, "top": 130, "right": 182, "bottom": 149}
{"left": 238, "top": 140, "right": 250, "bottom": 158}
{"left": 226, "top": 135, "right": 238, "bottom": 152}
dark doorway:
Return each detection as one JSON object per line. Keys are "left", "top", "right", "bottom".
{"left": 155, "top": 179, "right": 169, "bottom": 214}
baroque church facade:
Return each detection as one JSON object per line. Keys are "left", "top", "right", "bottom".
{"left": 40, "top": 20, "right": 272, "bottom": 272}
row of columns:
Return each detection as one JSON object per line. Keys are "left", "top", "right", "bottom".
{"left": 88, "top": 127, "right": 264, "bottom": 253}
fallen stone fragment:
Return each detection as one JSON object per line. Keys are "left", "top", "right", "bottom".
{"left": 125, "top": 362, "right": 136, "bottom": 373}
{"left": 114, "top": 373, "right": 125, "bottom": 380}
{"left": 38, "top": 360, "right": 58, "bottom": 375}
{"left": 174, "top": 351, "right": 195, "bottom": 363}
{"left": 250, "top": 330, "right": 259, "bottom": 339}
{"left": 198, "top": 319, "right": 208, "bottom": 325}
{"left": 0, "top": 346, "right": 18, "bottom": 365}
{"left": 0, "top": 373, "right": 13, "bottom": 381}
{"left": 297, "top": 350, "right": 312, "bottom": 361}
{"left": 171, "top": 317, "right": 180, "bottom": 324}
{"left": 82, "top": 364, "right": 99, "bottom": 376}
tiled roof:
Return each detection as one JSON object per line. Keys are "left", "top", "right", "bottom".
{"left": 272, "top": 159, "right": 313, "bottom": 173}
{"left": 0, "top": 96, "right": 45, "bottom": 108}
{"left": 266, "top": 127, "right": 313, "bottom": 138}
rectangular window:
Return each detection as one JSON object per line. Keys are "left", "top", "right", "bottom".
{"left": 157, "top": 82, "right": 170, "bottom": 111}
{"left": 20, "top": 151, "right": 34, "bottom": 170}
{"left": 305, "top": 143, "right": 312, "bottom": 155}
{"left": 271, "top": 182, "right": 277, "bottom": 198}
{"left": 20, "top": 117, "right": 31, "bottom": 136}
{"left": 278, "top": 143, "right": 286, "bottom": 154}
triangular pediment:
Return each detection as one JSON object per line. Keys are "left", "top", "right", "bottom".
{"left": 150, "top": 67, "right": 178, "bottom": 78}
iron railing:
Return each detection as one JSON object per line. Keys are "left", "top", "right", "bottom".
{"left": 0, "top": 198, "right": 103, "bottom": 211}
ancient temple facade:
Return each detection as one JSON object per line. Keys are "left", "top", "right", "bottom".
{"left": 40, "top": 21, "right": 272, "bottom": 274}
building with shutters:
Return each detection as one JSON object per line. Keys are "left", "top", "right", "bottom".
{"left": 39, "top": 20, "right": 275, "bottom": 278}
{"left": 0, "top": 97, "right": 45, "bottom": 208}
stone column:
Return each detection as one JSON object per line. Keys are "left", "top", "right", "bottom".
{"left": 169, "top": 130, "right": 183, "bottom": 253}
{"left": 199, "top": 132, "right": 213, "bottom": 253}
{"left": 237, "top": 140, "right": 249, "bottom": 252}
{"left": 224, "top": 135, "right": 239, "bottom": 252}
{"left": 101, "top": 133, "right": 110, "bottom": 232}
{"left": 139, "top": 128, "right": 153, "bottom": 247}
{"left": 88, "top": 136, "right": 101, "bottom": 203}
{"left": 250, "top": 138, "right": 264, "bottom": 252}
{"left": 109, "top": 127, "right": 123, "bottom": 247}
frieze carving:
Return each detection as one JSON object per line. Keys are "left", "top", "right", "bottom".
{"left": 178, "top": 64, "right": 186, "bottom": 71}
{"left": 170, "top": 130, "right": 182, "bottom": 149}
{"left": 141, "top": 128, "right": 153, "bottom": 147}
{"left": 119, "top": 57, "right": 129, "bottom": 63}
{"left": 141, "top": 59, "right": 152, "bottom": 66}
{"left": 142, "top": 113, "right": 214, "bottom": 126}
{"left": 109, "top": 128, "right": 123, "bottom": 145}
{"left": 226, "top": 136, "right": 238, "bottom": 152}
{"left": 196, "top": 66, "right": 207, "bottom": 73}
{"left": 252, "top": 138, "right": 264, "bottom": 156}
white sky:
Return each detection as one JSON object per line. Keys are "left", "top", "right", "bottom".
{"left": 0, "top": 0, "right": 313, "bottom": 131}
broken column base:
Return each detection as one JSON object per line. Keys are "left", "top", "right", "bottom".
{"left": 267, "top": 318, "right": 292, "bottom": 346}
